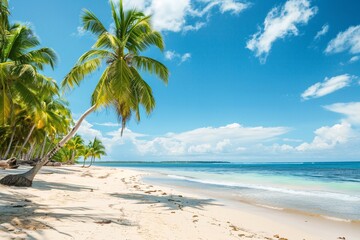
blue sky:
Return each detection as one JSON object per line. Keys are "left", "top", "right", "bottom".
{"left": 9, "top": 0, "right": 360, "bottom": 161}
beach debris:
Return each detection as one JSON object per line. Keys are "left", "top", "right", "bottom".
{"left": 0, "top": 157, "right": 19, "bottom": 169}
{"left": 273, "top": 236, "right": 288, "bottom": 240}
{"left": 98, "top": 173, "right": 110, "bottom": 179}
{"left": 144, "top": 190, "right": 157, "bottom": 194}
{"left": 229, "top": 224, "right": 240, "bottom": 231}
{"left": 338, "top": 237, "right": 346, "bottom": 240}
{"left": 11, "top": 204, "right": 27, "bottom": 208}
{"left": 81, "top": 171, "right": 93, "bottom": 177}
{"left": 94, "top": 220, "right": 112, "bottom": 224}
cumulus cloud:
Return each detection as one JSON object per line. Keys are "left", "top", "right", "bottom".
{"left": 296, "top": 121, "right": 352, "bottom": 151}
{"left": 76, "top": 118, "right": 360, "bottom": 160}
{"left": 246, "top": 0, "right": 317, "bottom": 63}
{"left": 324, "top": 102, "right": 360, "bottom": 125}
{"left": 121, "top": 0, "right": 250, "bottom": 32}
{"left": 164, "top": 50, "right": 191, "bottom": 64}
{"left": 218, "top": 0, "right": 249, "bottom": 14}
{"left": 349, "top": 56, "right": 359, "bottom": 64}
{"left": 95, "top": 122, "right": 119, "bottom": 127}
{"left": 301, "top": 74, "right": 354, "bottom": 100}
{"left": 134, "top": 123, "right": 290, "bottom": 155}
{"left": 314, "top": 24, "right": 329, "bottom": 40}
{"left": 325, "top": 25, "right": 360, "bottom": 55}
{"left": 77, "top": 119, "right": 103, "bottom": 141}
{"left": 77, "top": 119, "right": 146, "bottom": 154}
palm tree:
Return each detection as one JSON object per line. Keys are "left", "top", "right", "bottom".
{"left": 0, "top": 0, "right": 168, "bottom": 187}
{"left": 65, "top": 135, "right": 85, "bottom": 164}
{"left": 85, "top": 137, "right": 106, "bottom": 168}
{"left": 0, "top": 21, "right": 57, "bottom": 125}
{"left": 81, "top": 145, "right": 91, "bottom": 167}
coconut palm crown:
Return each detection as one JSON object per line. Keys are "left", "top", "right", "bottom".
{"left": 63, "top": 0, "right": 169, "bottom": 134}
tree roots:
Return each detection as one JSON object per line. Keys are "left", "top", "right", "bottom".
{"left": 0, "top": 174, "right": 32, "bottom": 187}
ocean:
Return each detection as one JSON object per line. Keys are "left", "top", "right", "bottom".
{"left": 95, "top": 161, "right": 360, "bottom": 221}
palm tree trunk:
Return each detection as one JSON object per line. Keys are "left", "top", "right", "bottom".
{"left": 40, "top": 134, "right": 47, "bottom": 158}
{"left": 82, "top": 158, "right": 86, "bottom": 167}
{"left": 26, "top": 142, "right": 35, "bottom": 161}
{"left": 70, "top": 151, "right": 75, "bottom": 165}
{"left": 10, "top": 141, "right": 19, "bottom": 158}
{"left": 87, "top": 156, "right": 94, "bottom": 168}
{"left": 18, "top": 124, "right": 36, "bottom": 158}
{"left": 0, "top": 105, "right": 97, "bottom": 187}
{"left": 4, "top": 126, "right": 16, "bottom": 159}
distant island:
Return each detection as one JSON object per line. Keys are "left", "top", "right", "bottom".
{"left": 96, "top": 161, "right": 231, "bottom": 164}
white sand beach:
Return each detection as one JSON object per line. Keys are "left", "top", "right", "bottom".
{"left": 0, "top": 166, "right": 359, "bottom": 240}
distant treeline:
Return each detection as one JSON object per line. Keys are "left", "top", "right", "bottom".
{"left": 96, "top": 161, "right": 231, "bottom": 164}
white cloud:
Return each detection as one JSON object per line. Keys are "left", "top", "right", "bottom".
{"left": 181, "top": 53, "right": 191, "bottom": 63}
{"left": 314, "top": 24, "right": 329, "bottom": 40}
{"left": 296, "top": 121, "right": 352, "bottom": 151}
{"left": 120, "top": 0, "right": 249, "bottom": 32}
{"left": 349, "top": 55, "right": 359, "bottom": 63}
{"left": 77, "top": 119, "right": 103, "bottom": 141}
{"left": 182, "top": 22, "right": 206, "bottom": 32}
{"left": 75, "top": 118, "right": 360, "bottom": 160}
{"left": 218, "top": 0, "right": 249, "bottom": 14}
{"left": 76, "top": 26, "right": 86, "bottom": 36}
{"left": 134, "top": 123, "right": 290, "bottom": 155}
{"left": 283, "top": 138, "right": 302, "bottom": 143}
{"left": 324, "top": 102, "right": 360, "bottom": 125}
{"left": 325, "top": 25, "right": 360, "bottom": 54}
{"left": 165, "top": 50, "right": 191, "bottom": 64}
{"left": 246, "top": 0, "right": 317, "bottom": 63}
{"left": 95, "top": 122, "right": 119, "bottom": 127}
{"left": 301, "top": 74, "right": 354, "bottom": 100}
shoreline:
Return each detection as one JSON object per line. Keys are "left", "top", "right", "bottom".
{"left": 0, "top": 165, "right": 359, "bottom": 240}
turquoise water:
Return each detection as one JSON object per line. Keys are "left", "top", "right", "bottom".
{"left": 95, "top": 161, "right": 360, "bottom": 220}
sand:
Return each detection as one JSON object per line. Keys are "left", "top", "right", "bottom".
{"left": 0, "top": 166, "right": 359, "bottom": 240}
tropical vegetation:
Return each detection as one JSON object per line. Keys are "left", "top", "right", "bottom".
{"left": 0, "top": 0, "right": 168, "bottom": 187}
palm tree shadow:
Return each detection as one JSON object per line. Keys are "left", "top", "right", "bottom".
{"left": 0, "top": 188, "right": 133, "bottom": 239}
{"left": 32, "top": 179, "right": 93, "bottom": 192}
{"left": 110, "top": 192, "right": 222, "bottom": 211}
{"left": 0, "top": 190, "right": 73, "bottom": 239}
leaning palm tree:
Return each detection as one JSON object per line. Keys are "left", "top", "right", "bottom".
{"left": 85, "top": 137, "right": 106, "bottom": 168}
{"left": 0, "top": 0, "right": 168, "bottom": 186}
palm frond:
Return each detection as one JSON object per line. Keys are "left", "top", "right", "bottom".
{"left": 132, "top": 56, "right": 169, "bottom": 84}
{"left": 130, "top": 67, "right": 155, "bottom": 115}
{"left": 93, "top": 32, "right": 121, "bottom": 51}
{"left": 0, "top": 86, "right": 11, "bottom": 124}
{"left": 19, "top": 48, "right": 57, "bottom": 69}
{"left": 81, "top": 9, "right": 107, "bottom": 36}
{"left": 108, "top": 58, "right": 133, "bottom": 97}
{"left": 78, "top": 49, "right": 113, "bottom": 64}
{"left": 62, "top": 58, "right": 101, "bottom": 91}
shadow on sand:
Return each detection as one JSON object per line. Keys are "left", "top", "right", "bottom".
{"left": 0, "top": 187, "right": 130, "bottom": 239}
{"left": 110, "top": 192, "right": 222, "bottom": 211}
